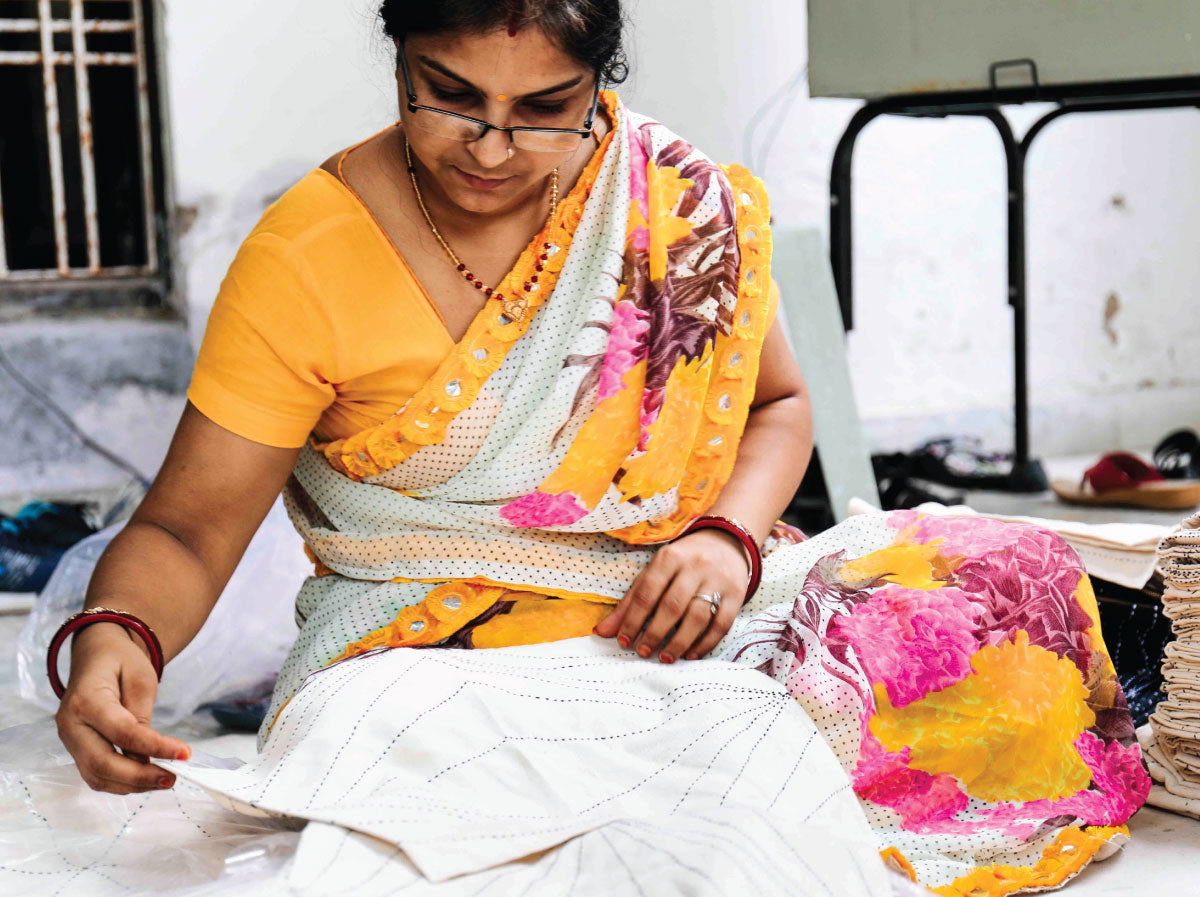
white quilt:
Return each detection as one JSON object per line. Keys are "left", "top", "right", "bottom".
{"left": 3, "top": 638, "right": 910, "bottom": 895}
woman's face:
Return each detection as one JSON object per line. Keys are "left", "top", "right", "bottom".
{"left": 399, "top": 29, "right": 599, "bottom": 216}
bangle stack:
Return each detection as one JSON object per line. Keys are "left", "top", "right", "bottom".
{"left": 676, "top": 515, "right": 763, "bottom": 604}
{"left": 46, "top": 607, "right": 164, "bottom": 700}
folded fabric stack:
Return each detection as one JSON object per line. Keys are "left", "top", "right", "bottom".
{"left": 1138, "top": 512, "right": 1200, "bottom": 818}
{"left": 847, "top": 497, "right": 1169, "bottom": 588}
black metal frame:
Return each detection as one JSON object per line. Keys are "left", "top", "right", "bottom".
{"left": 829, "top": 70, "right": 1200, "bottom": 491}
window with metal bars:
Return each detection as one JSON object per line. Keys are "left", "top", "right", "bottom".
{"left": 0, "top": 0, "right": 168, "bottom": 304}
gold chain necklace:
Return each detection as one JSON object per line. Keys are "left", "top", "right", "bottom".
{"left": 405, "top": 135, "right": 558, "bottom": 323}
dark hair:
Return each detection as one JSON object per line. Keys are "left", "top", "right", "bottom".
{"left": 378, "top": 0, "right": 628, "bottom": 85}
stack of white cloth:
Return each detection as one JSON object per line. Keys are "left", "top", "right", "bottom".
{"left": 1138, "top": 511, "right": 1200, "bottom": 818}
{"left": 848, "top": 498, "right": 1169, "bottom": 589}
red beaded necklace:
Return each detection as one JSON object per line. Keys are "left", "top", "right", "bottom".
{"left": 405, "top": 135, "right": 558, "bottom": 323}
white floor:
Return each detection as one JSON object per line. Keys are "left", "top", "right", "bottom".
{"left": 1077, "top": 807, "right": 1200, "bottom": 894}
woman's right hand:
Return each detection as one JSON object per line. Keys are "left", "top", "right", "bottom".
{"left": 55, "top": 623, "right": 192, "bottom": 794}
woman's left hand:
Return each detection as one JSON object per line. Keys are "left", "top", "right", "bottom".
{"left": 594, "top": 529, "right": 749, "bottom": 663}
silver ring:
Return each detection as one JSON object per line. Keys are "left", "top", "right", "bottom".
{"left": 692, "top": 591, "right": 722, "bottom": 615}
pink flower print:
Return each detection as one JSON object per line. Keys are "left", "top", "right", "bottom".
{"left": 1062, "top": 731, "right": 1151, "bottom": 824}
{"left": 500, "top": 490, "right": 589, "bottom": 527}
{"left": 954, "top": 527, "right": 1094, "bottom": 672}
{"left": 829, "top": 586, "right": 983, "bottom": 707}
{"left": 853, "top": 733, "right": 969, "bottom": 830}
{"left": 627, "top": 127, "right": 651, "bottom": 252}
{"left": 597, "top": 301, "right": 651, "bottom": 402}
{"left": 890, "top": 512, "right": 1043, "bottom": 558}
{"left": 982, "top": 732, "right": 1150, "bottom": 828}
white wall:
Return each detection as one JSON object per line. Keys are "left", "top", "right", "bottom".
{"left": 619, "top": 0, "right": 1200, "bottom": 456}
{"left": 167, "top": 0, "right": 1200, "bottom": 459}
{"left": 165, "top": 0, "right": 398, "bottom": 345}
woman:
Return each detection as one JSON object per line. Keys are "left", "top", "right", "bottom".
{"left": 52, "top": 2, "right": 1146, "bottom": 893}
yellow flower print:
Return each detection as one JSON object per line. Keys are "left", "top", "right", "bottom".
{"left": 1074, "top": 575, "right": 1121, "bottom": 711}
{"left": 618, "top": 352, "right": 711, "bottom": 502}
{"left": 539, "top": 360, "right": 647, "bottom": 509}
{"left": 870, "top": 630, "right": 1096, "bottom": 802}
{"left": 838, "top": 543, "right": 953, "bottom": 591}
{"left": 647, "top": 161, "right": 695, "bottom": 282}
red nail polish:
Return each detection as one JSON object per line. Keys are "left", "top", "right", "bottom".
{"left": 159, "top": 777, "right": 172, "bottom": 789}
{"left": 636, "top": 644, "right": 651, "bottom": 658}
{"left": 176, "top": 750, "right": 189, "bottom": 761}
{"left": 617, "top": 635, "right": 630, "bottom": 648}
{"left": 659, "top": 653, "right": 675, "bottom": 664}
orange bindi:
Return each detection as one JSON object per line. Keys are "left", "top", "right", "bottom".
{"left": 496, "top": 94, "right": 509, "bottom": 102}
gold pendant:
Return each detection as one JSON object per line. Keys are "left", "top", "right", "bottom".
{"left": 501, "top": 295, "right": 529, "bottom": 322}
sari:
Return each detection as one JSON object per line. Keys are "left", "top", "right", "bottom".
{"left": 229, "top": 93, "right": 1146, "bottom": 894}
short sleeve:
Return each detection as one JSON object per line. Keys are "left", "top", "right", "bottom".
{"left": 188, "top": 234, "right": 336, "bottom": 448}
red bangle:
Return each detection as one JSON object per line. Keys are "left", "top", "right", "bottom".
{"left": 47, "top": 608, "right": 165, "bottom": 700}
{"left": 677, "top": 515, "right": 763, "bottom": 604}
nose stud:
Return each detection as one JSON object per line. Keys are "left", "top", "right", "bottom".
{"left": 507, "top": 146, "right": 515, "bottom": 159}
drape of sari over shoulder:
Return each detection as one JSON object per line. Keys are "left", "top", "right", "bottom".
{"left": 237, "top": 93, "right": 1147, "bottom": 894}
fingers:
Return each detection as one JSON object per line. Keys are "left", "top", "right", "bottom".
{"left": 685, "top": 596, "right": 740, "bottom": 660}
{"left": 89, "top": 690, "right": 188, "bottom": 761}
{"left": 59, "top": 718, "right": 175, "bottom": 793}
{"left": 594, "top": 570, "right": 642, "bottom": 639}
{"left": 658, "top": 597, "right": 718, "bottom": 664}
{"left": 56, "top": 664, "right": 191, "bottom": 795}
{"left": 634, "top": 569, "right": 702, "bottom": 660}
{"left": 614, "top": 562, "right": 675, "bottom": 651}
{"left": 597, "top": 536, "right": 746, "bottom": 663}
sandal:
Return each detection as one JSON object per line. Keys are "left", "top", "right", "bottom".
{"left": 1052, "top": 451, "right": 1200, "bottom": 510}
{"left": 1154, "top": 428, "right": 1200, "bottom": 480}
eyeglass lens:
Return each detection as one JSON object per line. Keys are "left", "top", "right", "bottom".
{"left": 407, "top": 110, "right": 586, "bottom": 152}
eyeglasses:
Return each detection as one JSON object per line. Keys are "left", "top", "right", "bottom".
{"left": 398, "top": 43, "right": 602, "bottom": 153}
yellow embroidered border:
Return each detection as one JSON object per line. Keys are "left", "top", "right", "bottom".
{"left": 329, "top": 582, "right": 507, "bottom": 664}
{"left": 314, "top": 93, "right": 620, "bottom": 481}
{"left": 609, "top": 164, "right": 773, "bottom": 543}
{"left": 932, "top": 825, "right": 1128, "bottom": 896}
{"left": 328, "top": 578, "right": 617, "bottom": 666}
{"left": 880, "top": 847, "right": 918, "bottom": 884}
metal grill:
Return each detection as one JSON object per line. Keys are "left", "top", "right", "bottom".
{"left": 0, "top": 0, "right": 158, "bottom": 283}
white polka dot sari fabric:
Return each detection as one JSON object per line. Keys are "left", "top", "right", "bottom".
{"left": 266, "top": 101, "right": 770, "bottom": 745}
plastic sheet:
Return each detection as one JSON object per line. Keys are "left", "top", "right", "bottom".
{"left": 0, "top": 721, "right": 300, "bottom": 897}
{"left": 16, "top": 497, "right": 311, "bottom": 727}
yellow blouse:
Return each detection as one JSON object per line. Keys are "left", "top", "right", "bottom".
{"left": 188, "top": 168, "right": 458, "bottom": 448}
{"left": 188, "top": 155, "right": 779, "bottom": 451}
